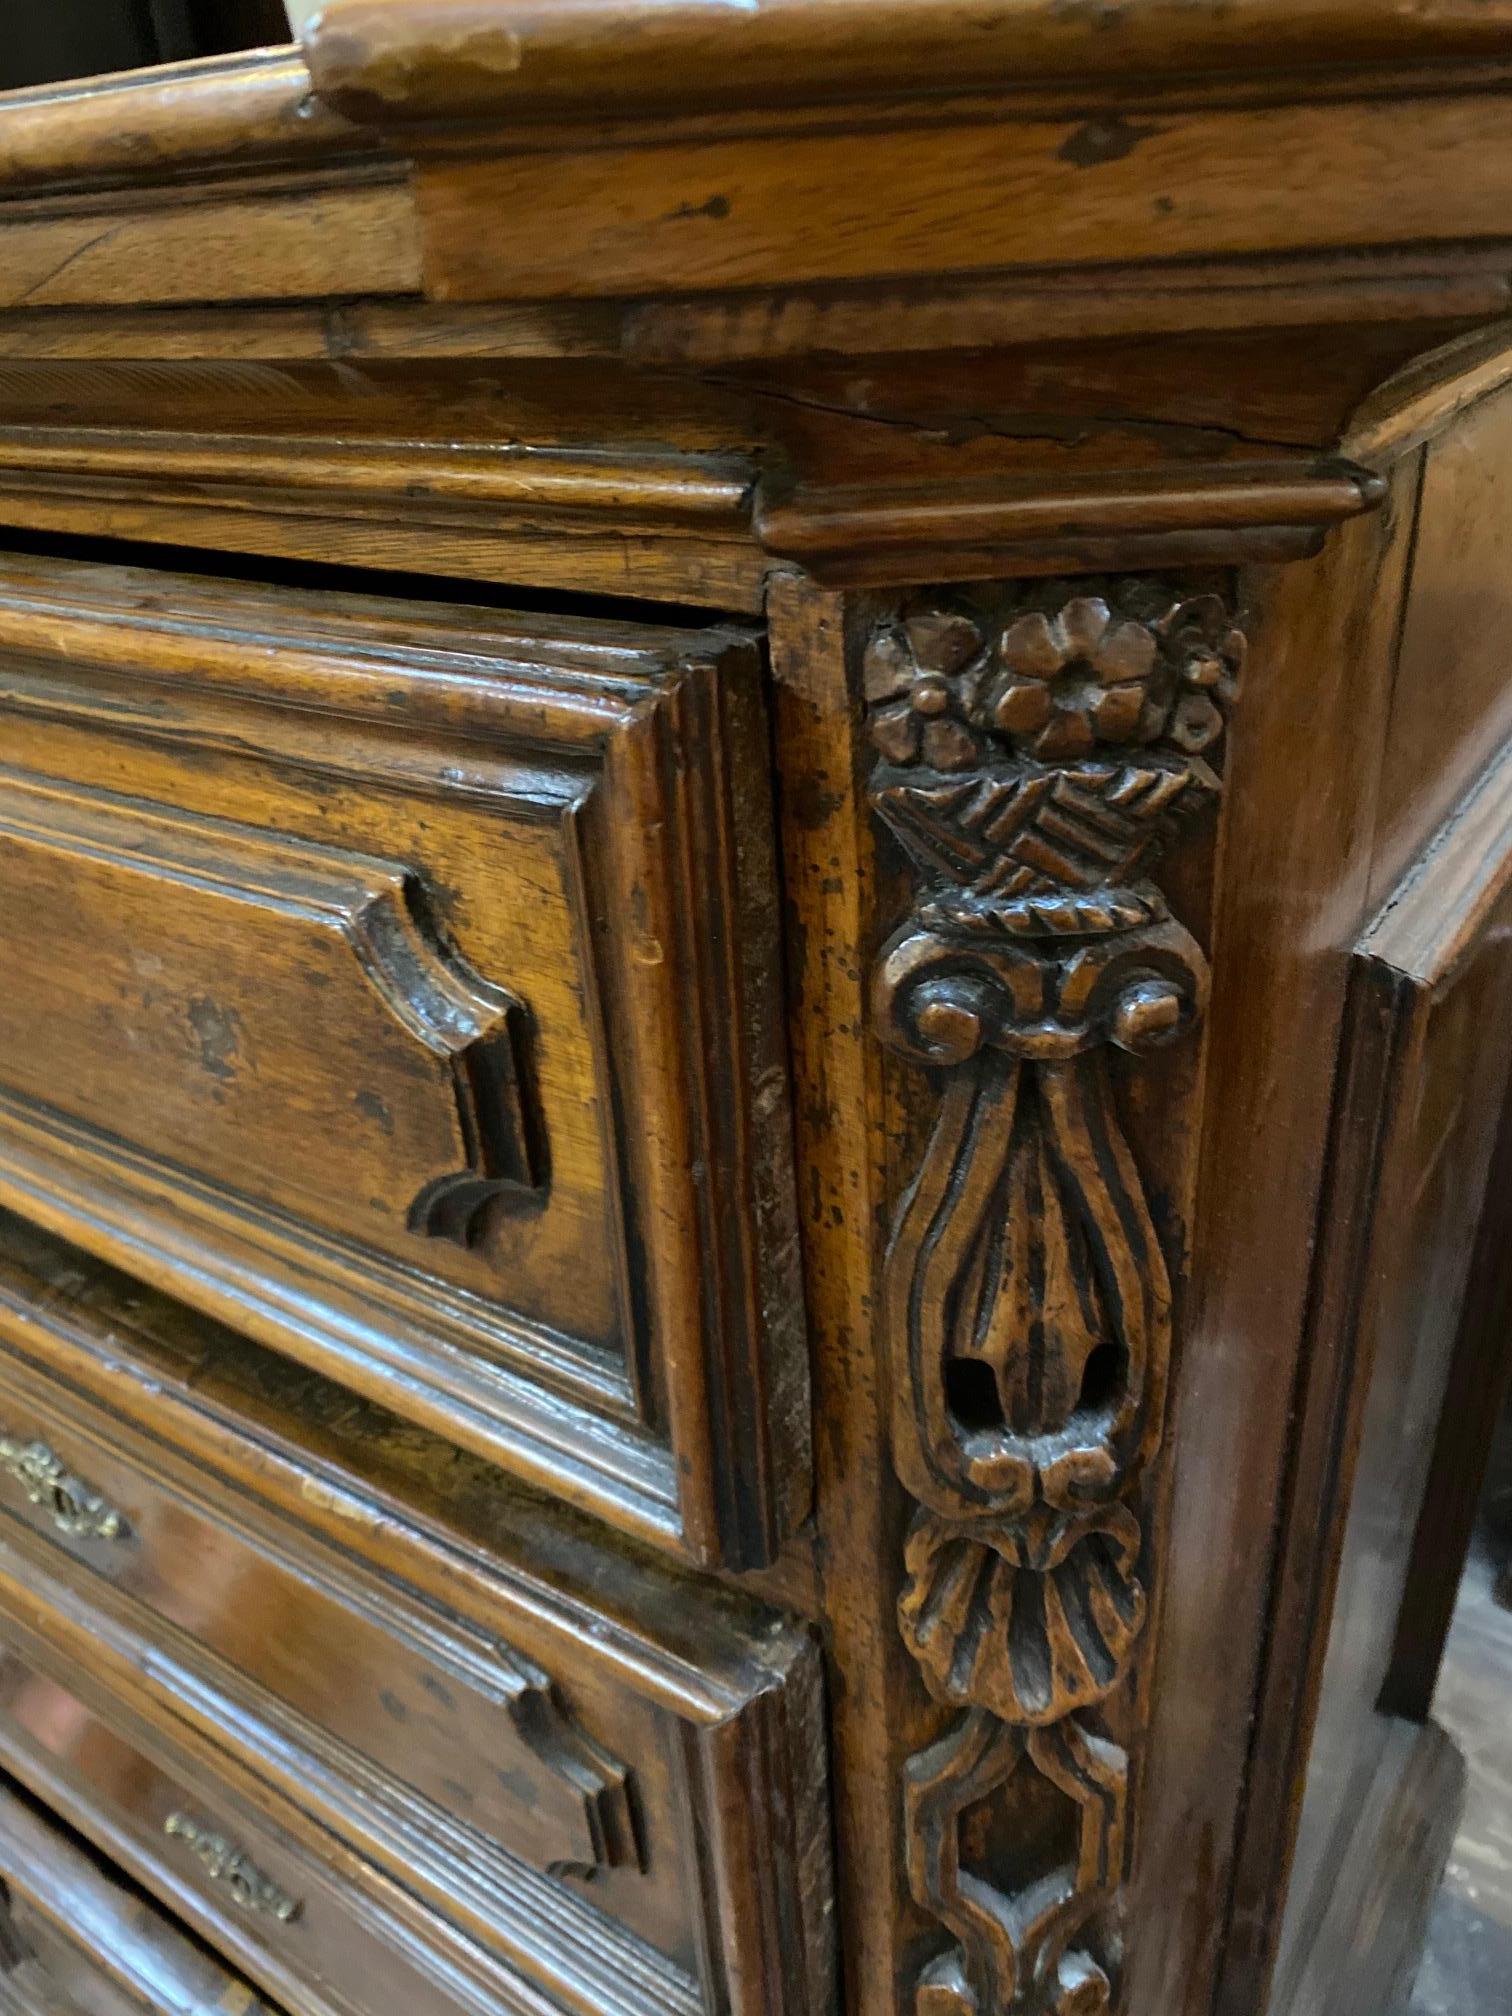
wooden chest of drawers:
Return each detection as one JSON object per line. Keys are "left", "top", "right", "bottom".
{"left": 1, "top": 7, "right": 1512, "bottom": 2016}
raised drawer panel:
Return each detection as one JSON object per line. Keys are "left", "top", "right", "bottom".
{"left": 0, "top": 1214, "right": 833, "bottom": 2016}
{"left": 0, "top": 553, "right": 805, "bottom": 1568}
{"left": 0, "top": 1776, "right": 281, "bottom": 2016}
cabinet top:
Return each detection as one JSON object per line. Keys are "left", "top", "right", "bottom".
{"left": 298, "top": 0, "right": 1512, "bottom": 121}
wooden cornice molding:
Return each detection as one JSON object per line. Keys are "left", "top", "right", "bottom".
{"left": 756, "top": 460, "right": 1387, "bottom": 586}
{"left": 0, "top": 48, "right": 378, "bottom": 197}
{"left": 301, "top": 0, "right": 1512, "bottom": 125}
{"left": 0, "top": 423, "right": 1389, "bottom": 596}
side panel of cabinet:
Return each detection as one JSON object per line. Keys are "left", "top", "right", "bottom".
{"left": 1264, "top": 741, "right": 1512, "bottom": 2011}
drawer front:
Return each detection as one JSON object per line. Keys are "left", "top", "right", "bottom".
{"left": 0, "top": 553, "right": 804, "bottom": 1568}
{"left": 0, "top": 1639, "right": 501, "bottom": 2016}
{"left": 0, "top": 1776, "right": 280, "bottom": 2016}
{"left": 0, "top": 1213, "right": 833, "bottom": 2016}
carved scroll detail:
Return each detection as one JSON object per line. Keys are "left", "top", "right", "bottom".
{"left": 869, "top": 584, "right": 1243, "bottom": 2014}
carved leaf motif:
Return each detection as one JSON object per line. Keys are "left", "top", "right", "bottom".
{"left": 898, "top": 1506, "right": 1145, "bottom": 1726}
{"left": 888, "top": 1050, "right": 1170, "bottom": 1519}
{"left": 871, "top": 583, "right": 1242, "bottom": 2016}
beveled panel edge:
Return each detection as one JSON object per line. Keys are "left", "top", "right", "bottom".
{"left": 1216, "top": 735, "right": 1512, "bottom": 2016}
{"left": 0, "top": 1775, "right": 281, "bottom": 2016}
{"left": 0, "top": 1231, "right": 836, "bottom": 2016}
{"left": 1355, "top": 728, "right": 1512, "bottom": 986}
{"left": 0, "top": 552, "right": 806, "bottom": 1569}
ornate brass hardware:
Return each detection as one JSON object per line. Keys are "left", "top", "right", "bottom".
{"left": 163, "top": 1814, "right": 301, "bottom": 1924}
{"left": 0, "top": 1433, "right": 126, "bottom": 1542}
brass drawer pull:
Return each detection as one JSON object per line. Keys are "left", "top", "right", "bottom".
{"left": 0, "top": 1433, "right": 126, "bottom": 1542}
{"left": 164, "top": 1813, "right": 301, "bottom": 1924}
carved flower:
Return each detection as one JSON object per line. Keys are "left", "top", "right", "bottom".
{"left": 975, "top": 585, "right": 1245, "bottom": 762}
{"left": 864, "top": 606, "right": 988, "bottom": 771}
{"left": 980, "top": 592, "right": 1165, "bottom": 761}
{"left": 1156, "top": 590, "right": 1246, "bottom": 756}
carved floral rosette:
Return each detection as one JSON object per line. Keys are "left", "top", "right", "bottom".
{"left": 867, "top": 581, "right": 1243, "bottom": 2016}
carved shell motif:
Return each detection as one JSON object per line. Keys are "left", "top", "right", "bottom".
{"left": 898, "top": 1504, "right": 1145, "bottom": 1727}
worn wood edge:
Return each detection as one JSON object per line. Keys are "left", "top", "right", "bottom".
{"left": 0, "top": 1777, "right": 280, "bottom": 2016}
{"left": 1343, "top": 313, "right": 1512, "bottom": 466}
{"left": 301, "top": 0, "right": 1512, "bottom": 124}
{"left": 1266, "top": 1717, "right": 1465, "bottom": 2016}
{"left": 0, "top": 426, "right": 755, "bottom": 528}
{"left": 0, "top": 447, "right": 1390, "bottom": 600}
{"left": 755, "top": 460, "right": 1385, "bottom": 583}
{"left": 0, "top": 45, "right": 386, "bottom": 197}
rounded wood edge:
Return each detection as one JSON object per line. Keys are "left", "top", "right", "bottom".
{"left": 302, "top": 0, "right": 1512, "bottom": 125}
{"left": 0, "top": 45, "right": 382, "bottom": 196}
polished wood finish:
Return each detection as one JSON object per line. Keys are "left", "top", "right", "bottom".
{"left": 0, "top": 1777, "right": 279, "bottom": 2016}
{"left": 0, "top": 11, "right": 1509, "bottom": 2016}
{"left": 0, "top": 1212, "right": 831, "bottom": 2016}
{"left": 0, "top": 555, "right": 803, "bottom": 1571}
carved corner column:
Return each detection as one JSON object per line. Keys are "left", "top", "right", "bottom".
{"left": 865, "top": 582, "right": 1245, "bottom": 2016}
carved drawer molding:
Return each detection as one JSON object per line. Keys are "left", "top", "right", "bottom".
{"left": 867, "top": 582, "right": 1243, "bottom": 2015}
{"left": 0, "top": 552, "right": 806, "bottom": 1570}
{"left": 0, "top": 1776, "right": 281, "bottom": 2016}
{"left": 0, "top": 1212, "right": 833, "bottom": 2016}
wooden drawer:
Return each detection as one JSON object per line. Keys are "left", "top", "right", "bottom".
{"left": 0, "top": 1215, "right": 832, "bottom": 2016}
{"left": 0, "top": 552, "right": 804, "bottom": 1569}
{"left": 0, "top": 1776, "right": 281, "bottom": 2016}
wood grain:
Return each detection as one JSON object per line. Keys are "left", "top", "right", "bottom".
{"left": 0, "top": 551, "right": 805, "bottom": 1571}
{"left": 303, "top": 0, "right": 1512, "bottom": 122}
{"left": 417, "top": 93, "right": 1512, "bottom": 303}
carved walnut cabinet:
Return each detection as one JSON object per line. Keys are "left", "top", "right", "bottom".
{"left": 0, "top": 6, "right": 1507, "bottom": 2015}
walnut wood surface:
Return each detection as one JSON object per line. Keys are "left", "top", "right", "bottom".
{"left": 0, "top": 1211, "right": 831, "bottom": 2016}
{"left": 0, "top": 552, "right": 805, "bottom": 1572}
{"left": 0, "top": 13, "right": 1509, "bottom": 2016}
{"left": 0, "top": 1776, "right": 279, "bottom": 2016}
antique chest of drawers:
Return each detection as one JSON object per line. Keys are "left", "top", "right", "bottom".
{"left": 1, "top": 6, "right": 1512, "bottom": 2016}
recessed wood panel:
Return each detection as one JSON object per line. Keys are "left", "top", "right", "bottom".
{"left": 0, "top": 552, "right": 805, "bottom": 1569}
{"left": 1268, "top": 738, "right": 1512, "bottom": 2007}
{"left": 0, "top": 1212, "right": 833, "bottom": 2016}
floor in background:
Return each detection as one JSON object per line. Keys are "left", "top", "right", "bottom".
{"left": 1409, "top": 1543, "right": 1512, "bottom": 2014}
